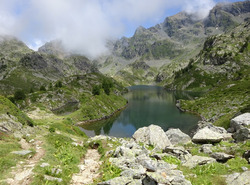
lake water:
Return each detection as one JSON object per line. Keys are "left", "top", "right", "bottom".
{"left": 79, "top": 85, "right": 201, "bottom": 137}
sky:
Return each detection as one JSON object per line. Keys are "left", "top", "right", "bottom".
{"left": 0, "top": 0, "right": 243, "bottom": 58}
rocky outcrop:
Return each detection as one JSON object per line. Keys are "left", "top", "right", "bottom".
{"left": 0, "top": 114, "right": 23, "bottom": 133}
{"left": 100, "top": 137, "right": 191, "bottom": 185}
{"left": 229, "top": 113, "right": 250, "bottom": 142}
{"left": 166, "top": 128, "right": 191, "bottom": 145}
{"left": 132, "top": 125, "right": 172, "bottom": 149}
{"left": 192, "top": 126, "right": 224, "bottom": 144}
{"left": 199, "top": 144, "right": 213, "bottom": 154}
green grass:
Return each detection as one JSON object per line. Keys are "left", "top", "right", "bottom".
{"left": 0, "top": 95, "right": 34, "bottom": 126}
{"left": 0, "top": 133, "right": 33, "bottom": 181}
{"left": 32, "top": 133, "right": 87, "bottom": 185}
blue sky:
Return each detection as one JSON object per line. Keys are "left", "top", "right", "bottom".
{"left": 0, "top": 0, "right": 245, "bottom": 57}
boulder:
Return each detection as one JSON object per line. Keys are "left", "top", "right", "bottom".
{"left": 0, "top": 114, "right": 23, "bottom": 133}
{"left": 242, "top": 150, "right": 250, "bottom": 164}
{"left": 163, "top": 146, "right": 192, "bottom": 162}
{"left": 182, "top": 155, "right": 216, "bottom": 168}
{"left": 192, "top": 127, "right": 224, "bottom": 144}
{"left": 98, "top": 177, "right": 133, "bottom": 185}
{"left": 165, "top": 128, "right": 191, "bottom": 145}
{"left": 210, "top": 152, "right": 234, "bottom": 162}
{"left": 226, "top": 171, "right": 250, "bottom": 185}
{"left": 230, "top": 113, "right": 250, "bottom": 142}
{"left": 230, "top": 113, "right": 250, "bottom": 132}
{"left": 232, "top": 127, "right": 250, "bottom": 142}
{"left": 199, "top": 144, "right": 213, "bottom": 154}
{"left": 197, "top": 121, "right": 232, "bottom": 140}
{"left": 132, "top": 125, "right": 172, "bottom": 149}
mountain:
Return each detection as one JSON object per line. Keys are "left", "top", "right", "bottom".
{"left": 172, "top": 21, "right": 249, "bottom": 127}
{"left": 0, "top": 36, "right": 127, "bottom": 121}
{"left": 97, "top": 1, "right": 250, "bottom": 86}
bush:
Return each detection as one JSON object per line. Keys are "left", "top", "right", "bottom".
{"left": 40, "top": 85, "right": 46, "bottom": 91}
{"left": 14, "top": 90, "right": 26, "bottom": 100}
{"left": 55, "top": 81, "right": 63, "bottom": 88}
{"left": 102, "top": 78, "right": 113, "bottom": 95}
{"left": 49, "top": 127, "right": 55, "bottom": 133}
{"left": 92, "top": 85, "right": 101, "bottom": 96}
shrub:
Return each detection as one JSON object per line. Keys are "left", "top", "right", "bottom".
{"left": 49, "top": 127, "right": 55, "bottom": 133}
{"left": 102, "top": 78, "right": 113, "bottom": 95}
{"left": 14, "top": 90, "right": 26, "bottom": 100}
{"left": 55, "top": 81, "right": 63, "bottom": 88}
{"left": 40, "top": 85, "right": 46, "bottom": 91}
{"left": 92, "top": 85, "right": 101, "bottom": 96}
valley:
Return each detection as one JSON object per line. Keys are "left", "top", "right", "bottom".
{"left": 0, "top": 1, "right": 249, "bottom": 185}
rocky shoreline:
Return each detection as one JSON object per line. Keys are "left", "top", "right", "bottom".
{"left": 90, "top": 112, "right": 250, "bottom": 185}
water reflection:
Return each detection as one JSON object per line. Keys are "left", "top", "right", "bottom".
{"left": 79, "top": 85, "right": 201, "bottom": 137}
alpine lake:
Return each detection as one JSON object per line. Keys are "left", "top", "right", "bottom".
{"left": 79, "top": 85, "right": 201, "bottom": 137}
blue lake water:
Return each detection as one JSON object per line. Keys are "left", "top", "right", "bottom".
{"left": 79, "top": 85, "right": 201, "bottom": 137}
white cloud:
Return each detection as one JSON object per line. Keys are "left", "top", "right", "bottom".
{"left": 0, "top": 0, "right": 217, "bottom": 58}
{"left": 182, "top": 0, "right": 216, "bottom": 19}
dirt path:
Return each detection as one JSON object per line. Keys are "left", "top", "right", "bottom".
{"left": 5, "top": 139, "right": 45, "bottom": 185}
{"left": 71, "top": 149, "right": 102, "bottom": 185}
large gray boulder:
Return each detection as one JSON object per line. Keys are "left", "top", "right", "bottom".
{"left": 226, "top": 171, "right": 250, "bottom": 185}
{"left": 230, "top": 113, "right": 250, "bottom": 142}
{"left": 132, "top": 125, "right": 172, "bottom": 149}
{"left": 165, "top": 128, "right": 191, "bottom": 145}
{"left": 192, "top": 126, "right": 224, "bottom": 144}
{"left": 230, "top": 113, "right": 250, "bottom": 132}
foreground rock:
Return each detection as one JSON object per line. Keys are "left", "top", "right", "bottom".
{"left": 103, "top": 138, "right": 191, "bottom": 185}
{"left": 132, "top": 124, "right": 172, "bottom": 149}
{"left": 226, "top": 171, "right": 250, "bottom": 185}
{"left": 182, "top": 155, "right": 216, "bottom": 168}
{"left": 165, "top": 128, "right": 191, "bottom": 145}
{"left": 230, "top": 113, "right": 250, "bottom": 142}
{"left": 192, "top": 126, "right": 224, "bottom": 144}
{"left": 210, "top": 152, "right": 234, "bottom": 163}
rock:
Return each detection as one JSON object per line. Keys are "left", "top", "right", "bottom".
{"left": 132, "top": 124, "right": 172, "bottom": 149}
{"left": 199, "top": 144, "right": 213, "bottom": 154}
{"left": 242, "top": 150, "right": 250, "bottom": 164}
{"left": 165, "top": 128, "right": 191, "bottom": 145}
{"left": 233, "top": 127, "right": 250, "bottom": 142}
{"left": 182, "top": 155, "right": 216, "bottom": 168}
{"left": 44, "top": 175, "right": 62, "bottom": 183}
{"left": 192, "top": 127, "right": 224, "bottom": 144}
{"left": 40, "top": 163, "right": 50, "bottom": 168}
{"left": 241, "top": 166, "right": 248, "bottom": 171}
{"left": 210, "top": 152, "right": 234, "bottom": 162}
{"left": 136, "top": 154, "right": 157, "bottom": 172}
{"left": 163, "top": 146, "right": 192, "bottom": 162}
{"left": 226, "top": 171, "right": 250, "bottom": 185}
{"left": 11, "top": 150, "right": 32, "bottom": 155}
{"left": 98, "top": 176, "right": 133, "bottom": 185}
{"left": 0, "top": 114, "right": 23, "bottom": 133}
{"left": 197, "top": 121, "right": 232, "bottom": 140}
{"left": 230, "top": 113, "right": 250, "bottom": 132}
{"left": 230, "top": 113, "right": 250, "bottom": 142}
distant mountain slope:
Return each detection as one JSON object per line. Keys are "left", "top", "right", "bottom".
{"left": 98, "top": 1, "right": 250, "bottom": 86}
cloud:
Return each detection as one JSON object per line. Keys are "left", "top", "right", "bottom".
{"left": 182, "top": 0, "right": 216, "bottom": 19}
{"left": 0, "top": 0, "right": 217, "bottom": 58}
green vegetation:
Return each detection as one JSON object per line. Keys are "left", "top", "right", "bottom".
{"left": 0, "top": 95, "right": 33, "bottom": 126}
{"left": 0, "top": 133, "right": 34, "bottom": 180}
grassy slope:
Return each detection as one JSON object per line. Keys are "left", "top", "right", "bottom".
{"left": 170, "top": 22, "right": 250, "bottom": 127}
